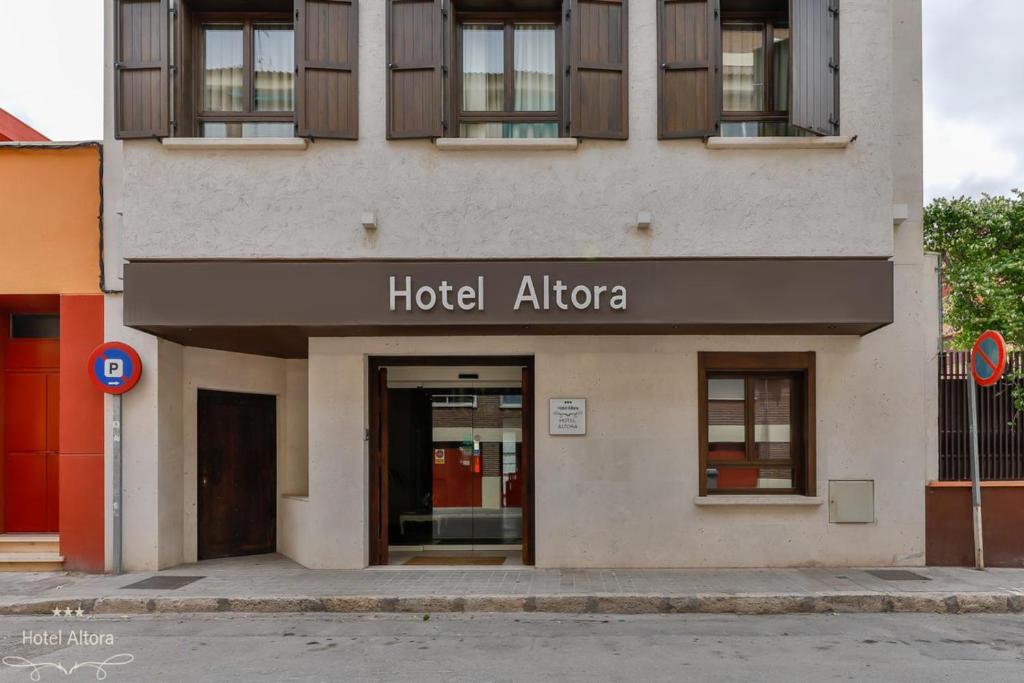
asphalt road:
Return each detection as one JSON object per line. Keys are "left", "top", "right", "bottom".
{"left": 0, "top": 612, "right": 1022, "bottom": 682}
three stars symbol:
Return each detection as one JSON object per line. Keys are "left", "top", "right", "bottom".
{"left": 51, "top": 606, "right": 85, "bottom": 618}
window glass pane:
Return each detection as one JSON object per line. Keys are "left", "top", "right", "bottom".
{"left": 254, "top": 24, "right": 294, "bottom": 112}
{"left": 204, "top": 26, "right": 244, "bottom": 112}
{"left": 708, "top": 378, "right": 744, "bottom": 401}
{"left": 514, "top": 24, "right": 556, "bottom": 112}
{"left": 462, "top": 24, "right": 505, "bottom": 112}
{"left": 722, "top": 23, "right": 764, "bottom": 112}
{"left": 460, "top": 122, "right": 559, "bottom": 138}
{"left": 707, "top": 465, "right": 793, "bottom": 491}
{"left": 203, "top": 122, "right": 294, "bottom": 138}
{"left": 753, "top": 376, "right": 793, "bottom": 461}
{"left": 773, "top": 24, "right": 790, "bottom": 112}
{"left": 707, "top": 377, "right": 745, "bottom": 454}
{"left": 10, "top": 314, "right": 59, "bottom": 339}
{"left": 720, "top": 121, "right": 810, "bottom": 137}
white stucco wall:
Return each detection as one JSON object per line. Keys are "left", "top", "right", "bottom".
{"left": 112, "top": 0, "right": 898, "bottom": 261}
{"left": 303, "top": 261, "right": 934, "bottom": 568}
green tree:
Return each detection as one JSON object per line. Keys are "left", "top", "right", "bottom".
{"left": 925, "top": 190, "right": 1024, "bottom": 408}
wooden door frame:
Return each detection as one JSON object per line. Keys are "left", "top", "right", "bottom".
{"left": 367, "top": 355, "right": 536, "bottom": 566}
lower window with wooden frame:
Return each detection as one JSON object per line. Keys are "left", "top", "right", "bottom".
{"left": 698, "top": 352, "right": 815, "bottom": 496}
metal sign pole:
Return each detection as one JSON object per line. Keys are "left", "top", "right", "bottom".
{"left": 966, "top": 375, "right": 984, "bottom": 569}
{"left": 112, "top": 394, "right": 123, "bottom": 575}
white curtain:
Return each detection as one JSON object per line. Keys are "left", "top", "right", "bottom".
{"left": 254, "top": 25, "right": 295, "bottom": 112}
{"left": 462, "top": 25, "right": 504, "bottom": 111}
{"left": 722, "top": 24, "right": 764, "bottom": 112}
{"left": 203, "top": 27, "right": 244, "bottom": 112}
{"left": 514, "top": 24, "right": 555, "bottom": 112}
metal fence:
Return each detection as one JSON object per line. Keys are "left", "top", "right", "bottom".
{"left": 938, "top": 351, "right": 1024, "bottom": 481}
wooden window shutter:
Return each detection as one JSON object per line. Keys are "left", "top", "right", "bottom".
{"left": 296, "top": 0, "right": 360, "bottom": 139}
{"left": 657, "top": 0, "right": 719, "bottom": 139}
{"left": 386, "top": 0, "right": 446, "bottom": 139}
{"left": 565, "top": 0, "right": 629, "bottom": 139}
{"left": 791, "top": 0, "right": 839, "bottom": 136}
{"left": 114, "top": 0, "right": 171, "bottom": 139}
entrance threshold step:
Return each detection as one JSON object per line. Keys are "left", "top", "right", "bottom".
{"left": 0, "top": 534, "right": 60, "bottom": 554}
{"left": 0, "top": 552, "right": 64, "bottom": 572}
{"left": 0, "top": 534, "right": 59, "bottom": 542}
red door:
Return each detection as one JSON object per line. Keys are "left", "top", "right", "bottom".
{"left": 4, "top": 340, "right": 60, "bottom": 532}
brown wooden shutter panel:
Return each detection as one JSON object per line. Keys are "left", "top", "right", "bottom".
{"left": 566, "top": 0, "right": 628, "bottom": 140}
{"left": 791, "top": 0, "right": 839, "bottom": 136}
{"left": 296, "top": 0, "right": 359, "bottom": 139}
{"left": 658, "top": 0, "right": 718, "bottom": 139}
{"left": 114, "top": 0, "right": 170, "bottom": 139}
{"left": 386, "top": 0, "right": 446, "bottom": 139}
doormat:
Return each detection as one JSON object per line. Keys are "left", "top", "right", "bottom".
{"left": 121, "top": 576, "right": 205, "bottom": 590}
{"left": 403, "top": 556, "right": 506, "bottom": 566}
{"left": 865, "top": 570, "right": 930, "bottom": 581}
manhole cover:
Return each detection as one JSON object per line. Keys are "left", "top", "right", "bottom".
{"left": 121, "top": 576, "right": 204, "bottom": 590}
{"left": 866, "top": 570, "right": 930, "bottom": 581}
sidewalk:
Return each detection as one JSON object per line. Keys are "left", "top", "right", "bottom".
{"left": 2, "top": 554, "right": 1024, "bottom": 616}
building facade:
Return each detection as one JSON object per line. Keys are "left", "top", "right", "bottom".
{"left": 104, "top": 0, "right": 937, "bottom": 570}
{"left": 0, "top": 127, "right": 105, "bottom": 571}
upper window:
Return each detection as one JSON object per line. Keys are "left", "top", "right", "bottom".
{"left": 199, "top": 20, "right": 295, "bottom": 138}
{"left": 699, "top": 352, "right": 815, "bottom": 496}
{"left": 657, "top": 0, "right": 839, "bottom": 140}
{"left": 456, "top": 16, "right": 561, "bottom": 139}
{"left": 114, "top": 0, "right": 358, "bottom": 140}
{"left": 721, "top": 17, "right": 804, "bottom": 137}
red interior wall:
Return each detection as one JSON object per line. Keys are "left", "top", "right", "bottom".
{"left": 58, "top": 295, "right": 104, "bottom": 571}
{"left": 433, "top": 447, "right": 480, "bottom": 508}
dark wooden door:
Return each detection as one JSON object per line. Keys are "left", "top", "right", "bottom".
{"left": 521, "top": 365, "right": 535, "bottom": 565}
{"left": 369, "top": 366, "right": 389, "bottom": 566}
{"left": 197, "top": 390, "right": 276, "bottom": 560}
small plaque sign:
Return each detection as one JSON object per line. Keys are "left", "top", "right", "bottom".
{"left": 549, "top": 398, "right": 586, "bottom": 435}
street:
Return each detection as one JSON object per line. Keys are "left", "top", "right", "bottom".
{"left": 0, "top": 612, "right": 1022, "bottom": 682}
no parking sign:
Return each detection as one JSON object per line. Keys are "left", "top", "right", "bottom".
{"left": 970, "top": 330, "right": 1007, "bottom": 388}
{"left": 88, "top": 342, "right": 143, "bottom": 394}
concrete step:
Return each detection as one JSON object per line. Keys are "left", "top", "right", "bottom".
{"left": 0, "top": 552, "right": 64, "bottom": 572}
{"left": 0, "top": 534, "right": 60, "bottom": 555}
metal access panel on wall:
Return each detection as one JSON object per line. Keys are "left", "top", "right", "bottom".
{"left": 829, "top": 480, "right": 875, "bottom": 523}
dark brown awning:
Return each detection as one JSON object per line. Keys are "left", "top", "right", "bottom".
{"left": 123, "top": 259, "right": 894, "bottom": 358}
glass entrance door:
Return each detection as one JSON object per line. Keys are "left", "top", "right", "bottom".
{"left": 428, "top": 387, "right": 523, "bottom": 546}
{"left": 385, "top": 366, "right": 523, "bottom": 553}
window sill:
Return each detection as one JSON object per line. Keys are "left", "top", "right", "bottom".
{"left": 694, "top": 495, "right": 824, "bottom": 507}
{"left": 281, "top": 494, "right": 309, "bottom": 502}
{"left": 705, "top": 136, "right": 853, "bottom": 150}
{"left": 160, "top": 137, "right": 309, "bottom": 151}
{"left": 434, "top": 137, "right": 579, "bottom": 151}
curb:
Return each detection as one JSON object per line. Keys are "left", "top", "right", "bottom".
{"left": 2, "top": 592, "right": 1023, "bottom": 616}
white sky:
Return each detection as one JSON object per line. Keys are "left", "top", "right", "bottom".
{"left": 0, "top": 0, "right": 1020, "bottom": 202}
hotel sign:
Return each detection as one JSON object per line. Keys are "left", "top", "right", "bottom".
{"left": 389, "top": 275, "right": 628, "bottom": 313}
{"left": 123, "top": 259, "right": 895, "bottom": 357}
{"left": 549, "top": 398, "right": 587, "bottom": 436}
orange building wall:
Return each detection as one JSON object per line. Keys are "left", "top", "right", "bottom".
{"left": 0, "top": 146, "right": 101, "bottom": 294}
{"left": 0, "top": 144, "right": 104, "bottom": 570}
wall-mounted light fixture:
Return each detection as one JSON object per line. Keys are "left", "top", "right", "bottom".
{"left": 361, "top": 212, "right": 378, "bottom": 230}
